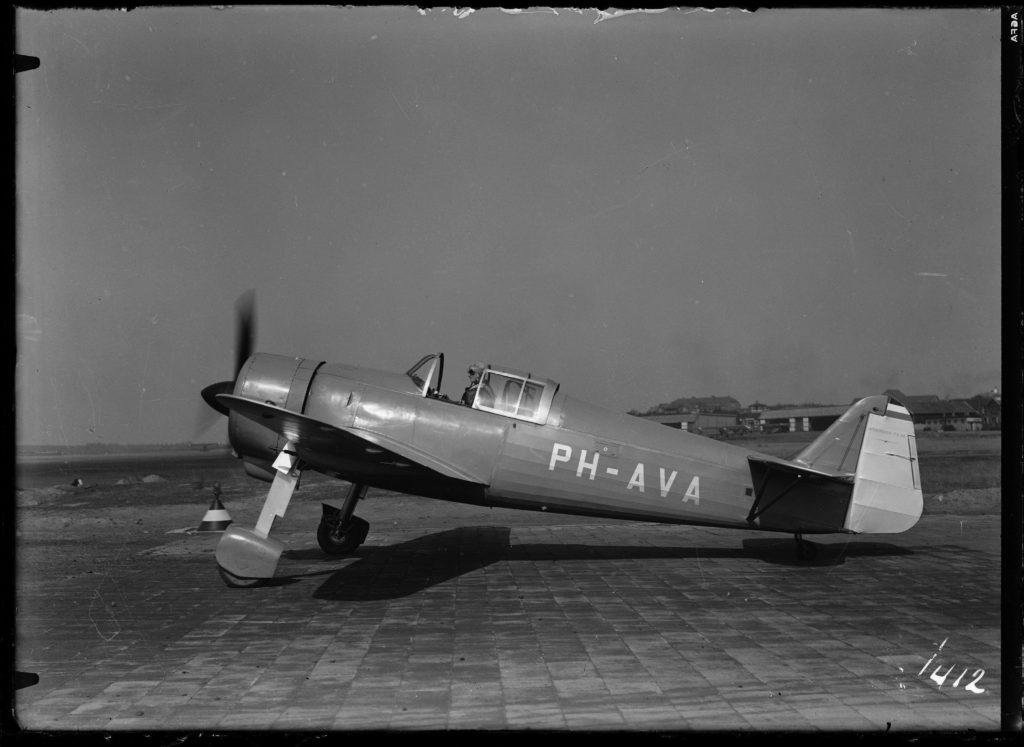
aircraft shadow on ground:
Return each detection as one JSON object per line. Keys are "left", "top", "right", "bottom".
{"left": 303, "top": 526, "right": 913, "bottom": 601}
{"left": 740, "top": 537, "right": 913, "bottom": 566}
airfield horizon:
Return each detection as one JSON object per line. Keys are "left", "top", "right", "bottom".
{"left": 15, "top": 426, "right": 1003, "bottom": 456}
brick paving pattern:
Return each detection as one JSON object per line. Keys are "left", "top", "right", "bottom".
{"left": 15, "top": 492, "right": 1001, "bottom": 731}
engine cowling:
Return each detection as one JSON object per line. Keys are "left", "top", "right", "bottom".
{"left": 228, "top": 353, "right": 324, "bottom": 481}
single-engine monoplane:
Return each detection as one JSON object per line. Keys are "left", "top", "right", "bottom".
{"left": 201, "top": 294, "right": 921, "bottom": 587}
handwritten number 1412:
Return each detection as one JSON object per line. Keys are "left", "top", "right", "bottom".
{"left": 920, "top": 659, "right": 985, "bottom": 693}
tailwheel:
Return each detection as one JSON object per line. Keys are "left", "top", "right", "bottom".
{"left": 217, "top": 564, "right": 267, "bottom": 588}
{"left": 794, "top": 533, "right": 818, "bottom": 561}
{"left": 317, "top": 515, "right": 370, "bottom": 555}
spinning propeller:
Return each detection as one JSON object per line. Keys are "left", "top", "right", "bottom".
{"left": 200, "top": 290, "right": 257, "bottom": 418}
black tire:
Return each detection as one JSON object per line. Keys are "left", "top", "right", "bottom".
{"left": 217, "top": 564, "right": 266, "bottom": 588}
{"left": 317, "top": 515, "right": 369, "bottom": 555}
{"left": 796, "top": 539, "right": 818, "bottom": 561}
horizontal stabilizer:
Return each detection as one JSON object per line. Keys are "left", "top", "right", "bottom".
{"left": 746, "top": 457, "right": 855, "bottom": 533}
{"left": 216, "top": 394, "right": 489, "bottom": 485}
{"left": 747, "top": 457, "right": 853, "bottom": 484}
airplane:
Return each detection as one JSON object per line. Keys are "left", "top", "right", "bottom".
{"left": 201, "top": 294, "right": 922, "bottom": 588}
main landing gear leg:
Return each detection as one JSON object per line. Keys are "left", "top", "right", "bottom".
{"left": 215, "top": 442, "right": 301, "bottom": 588}
{"left": 794, "top": 532, "right": 818, "bottom": 561}
{"left": 317, "top": 483, "right": 370, "bottom": 555}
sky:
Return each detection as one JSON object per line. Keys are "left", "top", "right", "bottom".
{"left": 15, "top": 7, "right": 1002, "bottom": 446}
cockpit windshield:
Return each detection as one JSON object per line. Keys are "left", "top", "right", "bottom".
{"left": 405, "top": 353, "right": 444, "bottom": 396}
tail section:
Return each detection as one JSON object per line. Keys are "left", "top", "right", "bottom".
{"left": 793, "top": 395, "right": 922, "bottom": 534}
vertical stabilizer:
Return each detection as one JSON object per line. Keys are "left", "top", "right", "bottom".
{"left": 791, "top": 396, "right": 922, "bottom": 534}
{"left": 845, "top": 399, "right": 922, "bottom": 533}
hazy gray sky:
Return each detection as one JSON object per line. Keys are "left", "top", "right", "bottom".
{"left": 16, "top": 7, "right": 1001, "bottom": 445}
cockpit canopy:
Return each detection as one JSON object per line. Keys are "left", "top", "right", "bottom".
{"left": 406, "top": 354, "right": 559, "bottom": 425}
{"left": 470, "top": 365, "right": 559, "bottom": 424}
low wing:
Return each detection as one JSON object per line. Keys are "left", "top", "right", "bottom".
{"left": 216, "top": 394, "right": 489, "bottom": 485}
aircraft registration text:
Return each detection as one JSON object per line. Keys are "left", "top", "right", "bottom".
{"left": 548, "top": 442, "right": 700, "bottom": 504}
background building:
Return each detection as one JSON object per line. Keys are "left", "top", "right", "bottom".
{"left": 632, "top": 396, "right": 742, "bottom": 416}
{"left": 759, "top": 405, "right": 849, "bottom": 433}
{"left": 631, "top": 387, "right": 994, "bottom": 437}
{"left": 631, "top": 395, "right": 744, "bottom": 438}
{"left": 968, "top": 390, "right": 1002, "bottom": 429}
{"left": 640, "top": 411, "right": 743, "bottom": 437}
{"left": 884, "top": 390, "right": 984, "bottom": 431}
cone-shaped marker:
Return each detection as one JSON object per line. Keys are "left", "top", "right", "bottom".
{"left": 197, "top": 483, "right": 232, "bottom": 532}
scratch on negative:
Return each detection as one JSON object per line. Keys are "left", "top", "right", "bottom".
{"left": 826, "top": 535, "right": 855, "bottom": 576}
{"left": 885, "top": 202, "right": 907, "bottom": 220}
{"left": 389, "top": 88, "right": 411, "bottom": 122}
{"left": 63, "top": 32, "right": 90, "bottom": 55}
{"left": 639, "top": 141, "right": 691, "bottom": 174}
{"left": 572, "top": 192, "right": 641, "bottom": 226}
{"left": 695, "top": 547, "right": 707, "bottom": 588}
{"left": 88, "top": 589, "right": 121, "bottom": 642}
{"left": 877, "top": 184, "right": 907, "bottom": 220}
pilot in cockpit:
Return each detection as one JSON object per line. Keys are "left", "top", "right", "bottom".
{"left": 461, "top": 363, "right": 494, "bottom": 407}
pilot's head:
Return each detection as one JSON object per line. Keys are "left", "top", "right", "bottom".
{"left": 467, "top": 363, "right": 484, "bottom": 382}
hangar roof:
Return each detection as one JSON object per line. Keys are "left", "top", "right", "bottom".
{"left": 761, "top": 405, "right": 850, "bottom": 420}
{"left": 905, "top": 399, "right": 980, "bottom": 417}
{"left": 638, "top": 413, "right": 699, "bottom": 424}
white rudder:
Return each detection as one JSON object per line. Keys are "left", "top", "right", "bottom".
{"left": 844, "top": 400, "right": 922, "bottom": 533}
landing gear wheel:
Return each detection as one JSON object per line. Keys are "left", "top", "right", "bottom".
{"left": 794, "top": 535, "right": 818, "bottom": 561}
{"left": 317, "top": 515, "right": 370, "bottom": 555}
{"left": 217, "top": 565, "right": 267, "bottom": 588}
